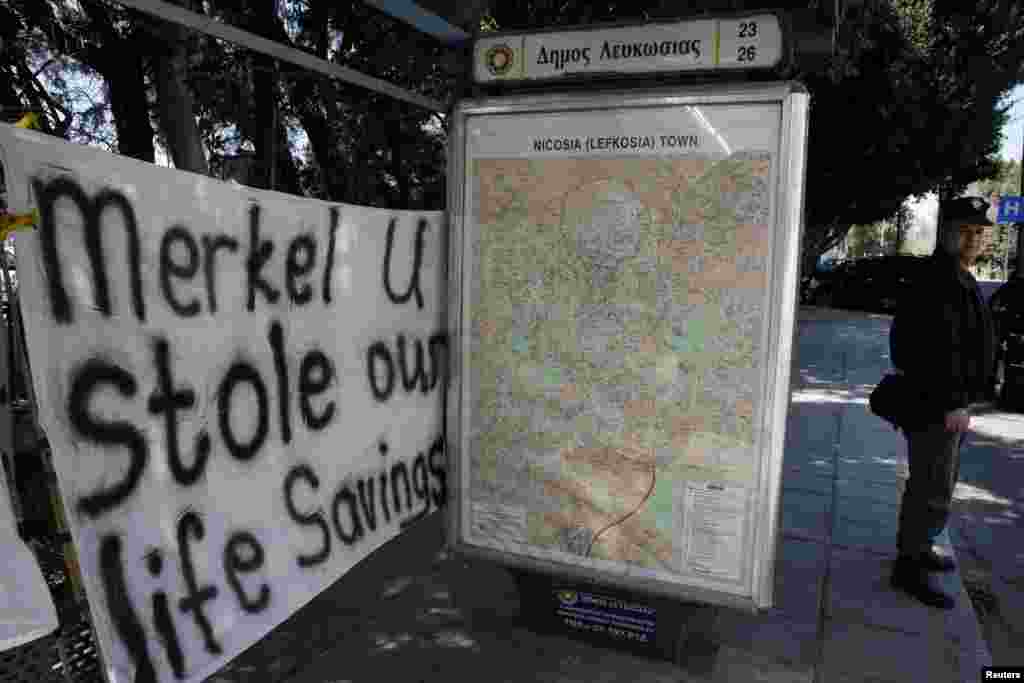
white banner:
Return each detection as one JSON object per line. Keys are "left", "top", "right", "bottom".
{"left": 0, "top": 124, "right": 447, "bottom": 682}
{"left": 0, "top": 288, "right": 60, "bottom": 652}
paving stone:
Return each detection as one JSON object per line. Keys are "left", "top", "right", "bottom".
{"left": 785, "top": 404, "right": 839, "bottom": 455}
{"left": 953, "top": 507, "right": 1024, "bottom": 554}
{"left": 713, "top": 609, "right": 819, "bottom": 670}
{"left": 836, "top": 422, "right": 904, "bottom": 453}
{"left": 711, "top": 645, "right": 812, "bottom": 683}
{"left": 951, "top": 514, "right": 1024, "bottom": 584}
{"left": 820, "top": 619, "right": 958, "bottom": 683}
{"left": 835, "top": 477, "right": 904, "bottom": 506}
{"left": 940, "top": 563, "right": 994, "bottom": 678}
{"left": 781, "top": 464, "right": 834, "bottom": 495}
{"left": 826, "top": 546, "right": 956, "bottom": 637}
{"left": 834, "top": 495, "right": 900, "bottom": 527}
{"left": 835, "top": 443, "right": 904, "bottom": 467}
{"left": 836, "top": 459, "right": 908, "bottom": 486}
{"left": 780, "top": 489, "right": 831, "bottom": 542}
{"left": 781, "top": 448, "right": 835, "bottom": 472}
{"left": 831, "top": 517, "right": 898, "bottom": 556}
{"left": 769, "top": 537, "right": 827, "bottom": 622}
{"left": 790, "top": 359, "right": 844, "bottom": 386}
{"left": 957, "top": 449, "right": 1004, "bottom": 484}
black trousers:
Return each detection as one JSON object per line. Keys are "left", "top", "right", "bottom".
{"left": 896, "top": 422, "right": 963, "bottom": 557}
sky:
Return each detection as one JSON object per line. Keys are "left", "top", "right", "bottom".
{"left": 1000, "top": 84, "right": 1024, "bottom": 161}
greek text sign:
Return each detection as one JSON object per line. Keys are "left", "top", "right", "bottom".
{"left": 475, "top": 15, "right": 782, "bottom": 83}
{"left": 0, "top": 124, "right": 447, "bottom": 683}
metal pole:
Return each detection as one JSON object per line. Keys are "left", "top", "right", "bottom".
{"left": 113, "top": 0, "right": 447, "bottom": 113}
{"left": 1006, "top": 221, "right": 1012, "bottom": 279}
{"left": 1017, "top": 135, "right": 1024, "bottom": 277}
{"left": 270, "top": 58, "right": 278, "bottom": 193}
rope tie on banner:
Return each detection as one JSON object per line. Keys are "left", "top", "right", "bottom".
{"left": 14, "top": 113, "right": 41, "bottom": 130}
{"left": 0, "top": 210, "right": 39, "bottom": 241}
{"left": 3, "top": 115, "right": 41, "bottom": 239}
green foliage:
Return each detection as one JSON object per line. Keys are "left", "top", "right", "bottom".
{"left": 3, "top": 0, "right": 1022, "bottom": 223}
{"left": 845, "top": 219, "right": 899, "bottom": 259}
{"left": 794, "top": 0, "right": 1022, "bottom": 271}
{"left": 0, "top": 1, "right": 73, "bottom": 136}
{"left": 974, "top": 159, "right": 1020, "bottom": 279}
{"left": 977, "top": 159, "right": 1022, "bottom": 197}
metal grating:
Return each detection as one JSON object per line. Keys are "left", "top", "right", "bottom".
{"left": 0, "top": 634, "right": 65, "bottom": 683}
{"left": 55, "top": 612, "right": 101, "bottom": 683}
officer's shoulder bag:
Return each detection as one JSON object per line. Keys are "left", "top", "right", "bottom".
{"left": 869, "top": 372, "right": 909, "bottom": 430}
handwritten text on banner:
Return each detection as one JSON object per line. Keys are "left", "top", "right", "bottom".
{"left": 2, "top": 124, "right": 447, "bottom": 683}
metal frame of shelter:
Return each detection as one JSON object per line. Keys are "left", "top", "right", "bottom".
{"left": 113, "top": 0, "right": 475, "bottom": 113}
{"left": 0, "top": 4, "right": 471, "bottom": 682}
{"left": 444, "top": 67, "right": 810, "bottom": 614}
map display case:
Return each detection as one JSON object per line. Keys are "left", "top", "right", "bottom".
{"left": 446, "top": 82, "right": 809, "bottom": 611}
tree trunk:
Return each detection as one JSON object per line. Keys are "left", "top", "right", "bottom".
{"left": 303, "top": 0, "right": 335, "bottom": 199}
{"left": 252, "top": 53, "right": 277, "bottom": 188}
{"left": 894, "top": 206, "right": 905, "bottom": 254}
{"left": 392, "top": 116, "right": 410, "bottom": 207}
{"left": 106, "top": 38, "right": 156, "bottom": 163}
{"left": 151, "top": 0, "right": 208, "bottom": 173}
{"left": 81, "top": 2, "right": 155, "bottom": 162}
{"left": 242, "top": 0, "right": 301, "bottom": 194}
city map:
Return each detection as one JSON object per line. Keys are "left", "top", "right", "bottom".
{"left": 465, "top": 152, "right": 774, "bottom": 583}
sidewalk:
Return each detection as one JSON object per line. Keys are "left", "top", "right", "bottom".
{"left": 947, "top": 406, "right": 1024, "bottom": 664}
{"left": 207, "top": 306, "right": 995, "bottom": 683}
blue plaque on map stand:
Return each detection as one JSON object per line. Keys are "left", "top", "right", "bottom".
{"left": 512, "top": 568, "right": 719, "bottom": 675}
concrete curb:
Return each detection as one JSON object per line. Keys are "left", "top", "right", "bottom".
{"left": 936, "top": 529, "right": 994, "bottom": 682}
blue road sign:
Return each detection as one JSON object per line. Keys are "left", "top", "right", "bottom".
{"left": 997, "top": 195, "right": 1024, "bottom": 223}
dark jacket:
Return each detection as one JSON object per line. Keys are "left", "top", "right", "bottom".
{"left": 890, "top": 247, "right": 996, "bottom": 426}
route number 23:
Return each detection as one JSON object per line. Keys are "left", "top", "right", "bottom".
{"left": 738, "top": 21, "right": 758, "bottom": 38}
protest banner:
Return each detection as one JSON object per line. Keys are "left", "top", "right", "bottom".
{"left": 0, "top": 123, "right": 447, "bottom": 683}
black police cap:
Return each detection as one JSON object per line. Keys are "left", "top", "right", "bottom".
{"left": 941, "top": 197, "right": 994, "bottom": 226}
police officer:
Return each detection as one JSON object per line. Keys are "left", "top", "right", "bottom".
{"left": 889, "top": 196, "right": 996, "bottom": 609}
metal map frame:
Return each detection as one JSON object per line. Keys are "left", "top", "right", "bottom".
{"left": 445, "top": 81, "right": 809, "bottom": 612}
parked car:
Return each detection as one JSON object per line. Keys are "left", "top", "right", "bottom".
{"left": 800, "top": 259, "right": 851, "bottom": 306}
{"left": 989, "top": 277, "right": 1024, "bottom": 410}
{"left": 816, "top": 255, "right": 932, "bottom": 314}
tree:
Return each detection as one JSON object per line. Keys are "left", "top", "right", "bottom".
{"left": 796, "top": 0, "right": 1020, "bottom": 274}
{"left": 76, "top": 0, "right": 157, "bottom": 163}
{"left": 0, "top": 0, "right": 209, "bottom": 171}
{"left": 975, "top": 159, "right": 1021, "bottom": 279}
{"left": 475, "top": 1, "right": 1024, "bottom": 275}
{"left": 6, "top": 0, "right": 1021, "bottom": 225}
{"left": 1, "top": 1, "right": 76, "bottom": 138}
{"left": 977, "top": 159, "right": 1022, "bottom": 197}
{"left": 148, "top": 0, "right": 208, "bottom": 174}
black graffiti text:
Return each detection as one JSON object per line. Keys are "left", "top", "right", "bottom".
{"left": 33, "top": 175, "right": 342, "bottom": 322}
{"left": 283, "top": 435, "right": 447, "bottom": 568}
{"left": 100, "top": 511, "right": 273, "bottom": 681}
{"left": 382, "top": 215, "right": 431, "bottom": 310}
{"left": 69, "top": 319, "right": 337, "bottom": 519}
{"left": 367, "top": 332, "right": 448, "bottom": 403}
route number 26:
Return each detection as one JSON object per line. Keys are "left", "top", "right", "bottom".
{"left": 737, "top": 45, "right": 757, "bottom": 62}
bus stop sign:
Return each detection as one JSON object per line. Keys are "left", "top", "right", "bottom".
{"left": 996, "top": 195, "right": 1024, "bottom": 224}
